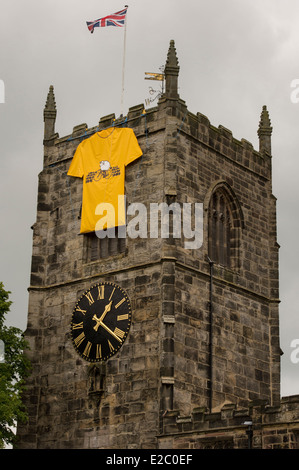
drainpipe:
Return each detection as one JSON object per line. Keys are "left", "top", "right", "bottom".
{"left": 207, "top": 256, "right": 214, "bottom": 412}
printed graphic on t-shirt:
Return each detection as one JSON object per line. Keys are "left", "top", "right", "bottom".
{"left": 86, "top": 160, "right": 121, "bottom": 183}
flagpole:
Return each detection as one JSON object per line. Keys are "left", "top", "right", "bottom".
{"left": 121, "top": 5, "right": 128, "bottom": 117}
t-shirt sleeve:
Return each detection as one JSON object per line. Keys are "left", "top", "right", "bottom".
{"left": 67, "top": 145, "right": 84, "bottom": 178}
{"left": 125, "top": 129, "right": 143, "bottom": 166}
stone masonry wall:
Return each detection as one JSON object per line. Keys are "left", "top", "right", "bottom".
{"left": 157, "top": 100, "right": 281, "bottom": 413}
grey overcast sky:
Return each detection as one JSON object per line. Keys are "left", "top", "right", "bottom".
{"left": 0, "top": 0, "right": 299, "bottom": 397}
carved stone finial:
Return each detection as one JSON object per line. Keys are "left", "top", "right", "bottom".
{"left": 165, "top": 40, "right": 179, "bottom": 70}
{"left": 164, "top": 40, "right": 180, "bottom": 99}
{"left": 44, "top": 85, "right": 57, "bottom": 143}
{"left": 258, "top": 105, "right": 272, "bottom": 155}
{"left": 44, "top": 85, "right": 56, "bottom": 120}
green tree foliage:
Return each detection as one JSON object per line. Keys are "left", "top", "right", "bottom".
{"left": 0, "top": 282, "right": 31, "bottom": 448}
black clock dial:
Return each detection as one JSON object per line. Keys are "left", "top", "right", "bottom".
{"left": 71, "top": 282, "right": 132, "bottom": 362}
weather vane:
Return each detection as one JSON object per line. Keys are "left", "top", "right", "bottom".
{"left": 144, "top": 66, "right": 164, "bottom": 107}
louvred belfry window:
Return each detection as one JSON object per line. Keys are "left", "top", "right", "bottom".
{"left": 85, "top": 228, "right": 126, "bottom": 261}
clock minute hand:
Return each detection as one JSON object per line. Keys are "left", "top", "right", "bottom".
{"left": 97, "top": 320, "right": 122, "bottom": 343}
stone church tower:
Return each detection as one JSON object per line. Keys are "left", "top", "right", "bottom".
{"left": 17, "top": 41, "right": 299, "bottom": 449}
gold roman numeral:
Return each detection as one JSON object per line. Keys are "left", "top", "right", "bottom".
{"left": 108, "top": 340, "right": 115, "bottom": 353}
{"left": 115, "top": 298, "right": 125, "bottom": 309}
{"left": 98, "top": 285, "right": 104, "bottom": 300}
{"left": 74, "top": 332, "right": 85, "bottom": 347}
{"left": 85, "top": 291, "right": 94, "bottom": 305}
{"left": 96, "top": 344, "right": 102, "bottom": 360}
{"left": 114, "top": 327, "right": 125, "bottom": 339}
{"left": 72, "top": 322, "right": 83, "bottom": 330}
{"left": 109, "top": 287, "right": 115, "bottom": 301}
{"left": 117, "top": 314, "right": 129, "bottom": 322}
{"left": 76, "top": 305, "right": 86, "bottom": 315}
{"left": 83, "top": 341, "right": 92, "bottom": 358}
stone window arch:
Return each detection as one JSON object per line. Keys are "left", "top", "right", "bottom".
{"left": 207, "top": 183, "right": 243, "bottom": 269}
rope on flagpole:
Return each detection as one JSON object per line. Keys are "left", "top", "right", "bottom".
{"left": 121, "top": 5, "right": 129, "bottom": 116}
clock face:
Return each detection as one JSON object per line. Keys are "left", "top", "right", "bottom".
{"left": 71, "top": 282, "right": 132, "bottom": 362}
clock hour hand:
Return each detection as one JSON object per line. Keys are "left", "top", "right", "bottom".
{"left": 99, "top": 301, "right": 112, "bottom": 322}
{"left": 93, "top": 301, "right": 112, "bottom": 331}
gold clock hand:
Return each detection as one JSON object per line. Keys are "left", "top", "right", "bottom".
{"left": 97, "top": 320, "right": 122, "bottom": 343}
{"left": 99, "top": 301, "right": 112, "bottom": 322}
{"left": 93, "top": 301, "right": 113, "bottom": 331}
{"left": 92, "top": 314, "right": 101, "bottom": 331}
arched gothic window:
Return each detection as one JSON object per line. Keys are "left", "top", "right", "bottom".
{"left": 208, "top": 184, "right": 243, "bottom": 269}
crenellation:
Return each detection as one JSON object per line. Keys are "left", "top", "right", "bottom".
{"left": 72, "top": 123, "right": 88, "bottom": 137}
{"left": 159, "top": 397, "right": 299, "bottom": 448}
{"left": 178, "top": 108, "right": 272, "bottom": 181}
{"left": 218, "top": 124, "right": 233, "bottom": 140}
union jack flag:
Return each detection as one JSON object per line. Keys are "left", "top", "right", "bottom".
{"left": 87, "top": 8, "right": 128, "bottom": 33}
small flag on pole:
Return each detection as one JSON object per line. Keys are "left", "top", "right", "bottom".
{"left": 145, "top": 72, "right": 164, "bottom": 81}
{"left": 87, "top": 7, "right": 128, "bottom": 33}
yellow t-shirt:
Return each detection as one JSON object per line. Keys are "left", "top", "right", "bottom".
{"left": 67, "top": 127, "right": 142, "bottom": 233}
